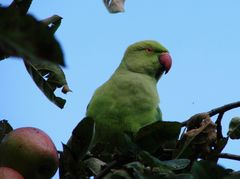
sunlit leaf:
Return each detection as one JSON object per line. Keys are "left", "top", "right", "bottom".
{"left": 24, "top": 60, "right": 67, "bottom": 108}
{"left": 0, "top": 8, "right": 64, "bottom": 65}
{"left": 84, "top": 157, "right": 106, "bottom": 175}
{"left": 228, "top": 117, "right": 240, "bottom": 139}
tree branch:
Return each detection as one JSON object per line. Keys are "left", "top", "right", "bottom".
{"left": 182, "top": 101, "right": 240, "bottom": 127}
{"left": 208, "top": 101, "right": 240, "bottom": 117}
{"left": 216, "top": 153, "right": 240, "bottom": 161}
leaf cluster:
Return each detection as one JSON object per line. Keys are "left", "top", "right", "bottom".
{"left": 59, "top": 107, "right": 240, "bottom": 179}
{"left": 0, "top": 0, "right": 71, "bottom": 108}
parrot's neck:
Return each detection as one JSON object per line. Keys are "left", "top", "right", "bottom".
{"left": 116, "top": 61, "right": 159, "bottom": 83}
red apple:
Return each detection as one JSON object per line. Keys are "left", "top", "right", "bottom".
{"left": 0, "top": 127, "right": 59, "bottom": 179}
{"left": 0, "top": 167, "right": 24, "bottom": 179}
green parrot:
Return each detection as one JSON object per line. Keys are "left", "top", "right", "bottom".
{"left": 86, "top": 40, "right": 172, "bottom": 145}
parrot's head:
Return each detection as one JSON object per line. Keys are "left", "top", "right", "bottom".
{"left": 121, "top": 40, "right": 172, "bottom": 80}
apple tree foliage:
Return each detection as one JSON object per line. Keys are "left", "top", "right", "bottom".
{"left": 1, "top": 0, "right": 240, "bottom": 179}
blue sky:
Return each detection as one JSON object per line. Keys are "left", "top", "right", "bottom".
{"left": 1, "top": 0, "right": 240, "bottom": 178}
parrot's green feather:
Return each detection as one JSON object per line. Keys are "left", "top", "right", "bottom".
{"left": 86, "top": 40, "right": 169, "bottom": 145}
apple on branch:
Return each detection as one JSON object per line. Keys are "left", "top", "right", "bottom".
{"left": 0, "top": 127, "right": 59, "bottom": 179}
{"left": 0, "top": 167, "right": 25, "bottom": 179}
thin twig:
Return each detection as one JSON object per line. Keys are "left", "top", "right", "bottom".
{"left": 163, "top": 149, "right": 175, "bottom": 152}
{"left": 215, "top": 113, "right": 224, "bottom": 139}
{"left": 216, "top": 153, "right": 240, "bottom": 161}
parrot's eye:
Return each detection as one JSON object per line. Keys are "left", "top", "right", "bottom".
{"left": 145, "top": 48, "right": 154, "bottom": 53}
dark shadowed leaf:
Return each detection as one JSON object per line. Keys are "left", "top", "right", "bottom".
{"left": 0, "top": 120, "right": 13, "bottom": 141}
{"left": 8, "top": 0, "right": 32, "bottom": 15}
{"left": 24, "top": 60, "right": 67, "bottom": 108}
{"left": 137, "top": 151, "right": 174, "bottom": 174}
{"left": 136, "top": 121, "right": 181, "bottom": 153}
{"left": 166, "top": 174, "right": 194, "bottom": 179}
{"left": 67, "top": 117, "right": 95, "bottom": 160}
{"left": 0, "top": 8, "right": 64, "bottom": 65}
{"left": 225, "top": 171, "right": 240, "bottom": 179}
{"left": 103, "top": 0, "right": 125, "bottom": 13}
{"left": 41, "top": 15, "right": 63, "bottom": 34}
{"left": 103, "top": 169, "right": 132, "bottom": 179}
{"left": 225, "top": 176, "right": 240, "bottom": 179}
{"left": 138, "top": 151, "right": 189, "bottom": 172}
{"left": 59, "top": 144, "right": 77, "bottom": 179}
{"left": 228, "top": 117, "right": 240, "bottom": 139}
{"left": 126, "top": 161, "right": 192, "bottom": 179}
{"left": 60, "top": 144, "right": 91, "bottom": 179}
{"left": 191, "top": 160, "right": 228, "bottom": 179}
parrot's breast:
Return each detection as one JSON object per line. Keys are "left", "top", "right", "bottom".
{"left": 87, "top": 72, "right": 160, "bottom": 141}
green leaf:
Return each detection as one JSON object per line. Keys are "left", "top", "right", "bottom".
{"left": 125, "top": 162, "right": 148, "bottom": 179}
{"left": 84, "top": 157, "right": 106, "bottom": 175}
{"left": 103, "top": 0, "right": 125, "bottom": 13}
{"left": 0, "top": 120, "right": 13, "bottom": 142}
{"left": 191, "top": 160, "right": 229, "bottom": 179}
{"left": 67, "top": 117, "right": 95, "bottom": 160}
{"left": 125, "top": 161, "right": 145, "bottom": 172}
{"left": 0, "top": 7, "right": 64, "bottom": 65}
{"left": 228, "top": 117, "right": 240, "bottom": 139}
{"left": 135, "top": 121, "right": 181, "bottom": 153}
{"left": 24, "top": 60, "right": 67, "bottom": 108}
{"left": 161, "top": 159, "right": 190, "bottom": 171}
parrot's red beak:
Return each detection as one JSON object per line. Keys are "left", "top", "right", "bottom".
{"left": 159, "top": 52, "right": 172, "bottom": 74}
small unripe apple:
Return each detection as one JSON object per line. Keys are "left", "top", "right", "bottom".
{"left": 0, "top": 167, "right": 24, "bottom": 179}
{"left": 0, "top": 127, "right": 59, "bottom": 179}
